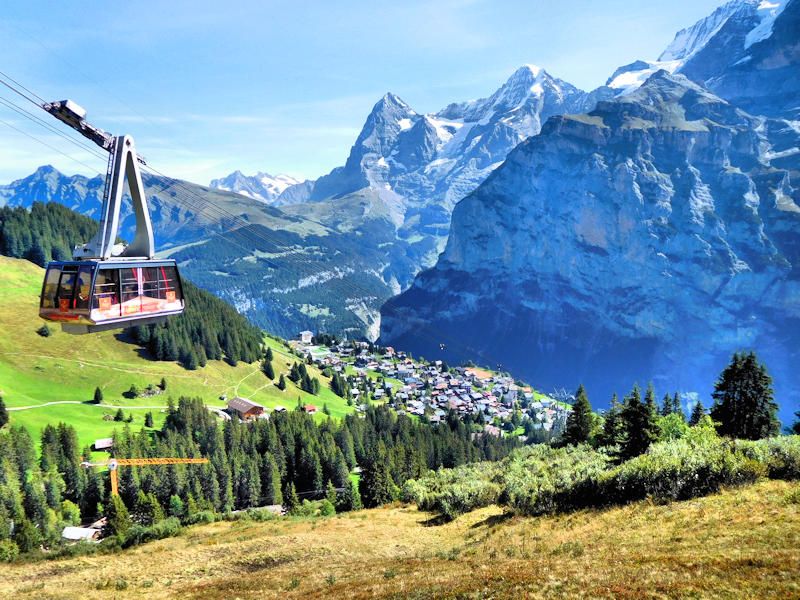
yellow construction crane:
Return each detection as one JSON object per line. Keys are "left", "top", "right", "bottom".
{"left": 81, "top": 457, "right": 209, "bottom": 496}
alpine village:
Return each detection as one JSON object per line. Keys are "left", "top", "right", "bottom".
{"left": 0, "top": 1, "right": 799, "bottom": 598}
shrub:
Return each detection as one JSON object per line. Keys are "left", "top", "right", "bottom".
{"left": 319, "top": 500, "right": 336, "bottom": 517}
{"left": 36, "top": 324, "right": 51, "bottom": 337}
{"left": 188, "top": 510, "right": 216, "bottom": 525}
{"left": 0, "top": 539, "right": 19, "bottom": 562}
{"left": 600, "top": 436, "right": 765, "bottom": 505}
{"left": 502, "top": 445, "right": 612, "bottom": 516}
{"left": 123, "top": 517, "right": 182, "bottom": 548}
{"left": 738, "top": 436, "right": 800, "bottom": 480}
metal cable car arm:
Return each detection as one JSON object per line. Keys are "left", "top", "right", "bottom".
{"left": 42, "top": 100, "right": 154, "bottom": 260}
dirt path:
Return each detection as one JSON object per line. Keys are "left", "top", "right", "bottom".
{"left": 8, "top": 401, "right": 168, "bottom": 411}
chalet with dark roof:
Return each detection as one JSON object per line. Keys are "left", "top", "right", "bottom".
{"left": 227, "top": 397, "right": 265, "bottom": 420}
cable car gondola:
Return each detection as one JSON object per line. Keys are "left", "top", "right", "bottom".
{"left": 38, "top": 100, "right": 185, "bottom": 334}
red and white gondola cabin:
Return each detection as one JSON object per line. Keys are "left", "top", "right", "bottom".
{"left": 39, "top": 259, "right": 184, "bottom": 334}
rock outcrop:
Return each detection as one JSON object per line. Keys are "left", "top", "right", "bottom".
{"left": 381, "top": 72, "right": 800, "bottom": 417}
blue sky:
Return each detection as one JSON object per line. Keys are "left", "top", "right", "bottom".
{"left": 0, "top": 0, "right": 725, "bottom": 185}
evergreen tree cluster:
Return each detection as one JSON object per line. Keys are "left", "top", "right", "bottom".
{"left": 0, "top": 202, "right": 99, "bottom": 266}
{"left": 287, "top": 362, "right": 319, "bottom": 395}
{"left": 0, "top": 201, "right": 261, "bottom": 371}
{"left": 129, "top": 279, "right": 262, "bottom": 369}
{"left": 0, "top": 396, "right": 518, "bottom": 557}
{"left": 562, "top": 351, "right": 785, "bottom": 460}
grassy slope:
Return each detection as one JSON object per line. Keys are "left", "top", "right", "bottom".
{"left": 1, "top": 480, "right": 798, "bottom": 599}
{"left": 0, "top": 256, "right": 366, "bottom": 449}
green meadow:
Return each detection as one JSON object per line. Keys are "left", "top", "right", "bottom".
{"left": 0, "top": 256, "right": 378, "bottom": 448}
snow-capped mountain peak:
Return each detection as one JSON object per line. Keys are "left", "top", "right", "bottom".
{"left": 606, "top": 59, "right": 683, "bottom": 95}
{"left": 209, "top": 170, "right": 304, "bottom": 203}
{"left": 745, "top": 0, "right": 790, "bottom": 47}
{"left": 658, "top": 0, "right": 757, "bottom": 61}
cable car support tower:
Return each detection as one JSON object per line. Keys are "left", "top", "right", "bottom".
{"left": 44, "top": 100, "right": 155, "bottom": 260}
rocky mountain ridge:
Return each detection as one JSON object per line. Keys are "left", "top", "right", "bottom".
{"left": 380, "top": 70, "right": 800, "bottom": 422}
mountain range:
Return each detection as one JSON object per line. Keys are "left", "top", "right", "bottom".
{"left": 1, "top": 0, "right": 798, "bottom": 421}
{"left": 381, "top": 0, "right": 800, "bottom": 423}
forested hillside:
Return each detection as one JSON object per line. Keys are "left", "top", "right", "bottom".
{"left": 0, "top": 399, "right": 517, "bottom": 559}
{"left": 0, "top": 202, "right": 99, "bottom": 265}
{"left": 129, "top": 280, "right": 263, "bottom": 369}
{"left": 0, "top": 201, "right": 262, "bottom": 369}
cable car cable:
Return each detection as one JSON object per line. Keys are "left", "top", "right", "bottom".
{"left": 0, "top": 73, "right": 503, "bottom": 368}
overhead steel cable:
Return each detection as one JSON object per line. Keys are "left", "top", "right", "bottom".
{"left": 0, "top": 69, "right": 47, "bottom": 104}
{"left": 0, "top": 73, "right": 502, "bottom": 369}
{"left": 0, "top": 95, "right": 109, "bottom": 162}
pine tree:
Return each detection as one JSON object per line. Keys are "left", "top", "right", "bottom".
{"left": 103, "top": 495, "right": 132, "bottom": 538}
{"left": 168, "top": 495, "right": 184, "bottom": 520}
{"left": 284, "top": 482, "right": 299, "bottom": 514}
{"left": 359, "top": 443, "right": 396, "bottom": 508}
{"left": 619, "top": 383, "right": 658, "bottom": 460}
{"left": 159, "top": 377, "right": 167, "bottom": 391}
{"left": 0, "top": 397, "right": 7, "bottom": 428}
{"left": 265, "top": 347, "right": 273, "bottom": 362}
{"left": 325, "top": 480, "right": 338, "bottom": 508}
{"left": 792, "top": 409, "right": 800, "bottom": 435}
{"left": 261, "top": 358, "right": 275, "bottom": 380}
{"left": 660, "top": 393, "right": 673, "bottom": 417}
{"left": 563, "top": 384, "right": 592, "bottom": 445}
{"left": 689, "top": 400, "right": 706, "bottom": 426}
{"left": 144, "top": 412, "right": 154, "bottom": 428}
{"left": 340, "top": 479, "right": 362, "bottom": 512}
{"left": 600, "top": 393, "right": 624, "bottom": 448}
{"left": 672, "top": 392, "right": 685, "bottom": 421}
{"left": 261, "top": 454, "right": 282, "bottom": 506}
{"left": 710, "top": 351, "right": 779, "bottom": 440}
{"left": 114, "top": 408, "right": 125, "bottom": 422}
{"left": 93, "top": 387, "right": 103, "bottom": 405}
{"left": 289, "top": 362, "right": 300, "bottom": 383}
{"left": 277, "top": 374, "right": 287, "bottom": 391}
{"left": 14, "top": 517, "right": 42, "bottom": 553}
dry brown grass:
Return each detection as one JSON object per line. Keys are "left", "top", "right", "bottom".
{"left": 2, "top": 480, "right": 799, "bottom": 599}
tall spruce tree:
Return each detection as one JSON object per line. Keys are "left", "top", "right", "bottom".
{"left": 672, "top": 392, "right": 685, "bottom": 421}
{"left": 619, "top": 383, "right": 658, "bottom": 460}
{"left": 689, "top": 400, "right": 706, "bottom": 426}
{"left": 103, "top": 495, "right": 132, "bottom": 538}
{"left": 710, "top": 351, "right": 779, "bottom": 440}
{"left": 660, "top": 393, "right": 674, "bottom": 417}
{"left": 563, "top": 384, "right": 592, "bottom": 445}
{"left": 600, "top": 393, "right": 624, "bottom": 448}
{"left": 359, "top": 443, "right": 396, "bottom": 508}
{"left": 0, "top": 397, "right": 7, "bottom": 428}
{"left": 261, "top": 357, "right": 275, "bottom": 380}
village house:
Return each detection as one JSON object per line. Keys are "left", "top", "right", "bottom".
{"left": 93, "top": 437, "right": 113, "bottom": 452}
{"left": 227, "top": 397, "right": 265, "bottom": 420}
{"left": 299, "top": 330, "right": 313, "bottom": 344}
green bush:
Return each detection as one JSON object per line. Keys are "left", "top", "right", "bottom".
{"left": 738, "top": 436, "right": 800, "bottom": 480}
{"left": 600, "top": 436, "right": 765, "bottom": 505}
{"left": 123, "top": 517, "right": 182, "bottom": 548}
{"left": 188, "top": 510, "right": 217, "bottom": 525}
{"left": 404, "top": 429, "right": 800, "bottom": 520}
{"left": 502, "top": 445, "right": 612, "bottom": 516}
{"left": 0, "top": 539, "right": 19, "bottom": 562}
{"left": 319, "top": 500, "right": 336, "bottom": 517}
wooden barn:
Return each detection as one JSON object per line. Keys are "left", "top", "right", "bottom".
{"left": 227, "top": 397, "right": 265, "bottom": 420}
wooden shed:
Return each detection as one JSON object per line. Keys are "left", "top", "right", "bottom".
{"left": 227, "top": 397, "right": 265, "bottom": 420}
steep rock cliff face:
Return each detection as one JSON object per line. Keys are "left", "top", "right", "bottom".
{"left": 381, "top": 72, "right": 800, "bottom": 414}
